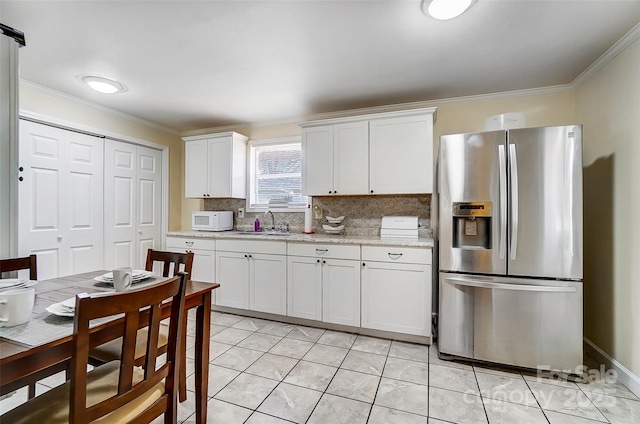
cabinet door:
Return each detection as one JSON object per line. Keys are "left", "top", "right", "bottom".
{"left": 362, "top": 261, "right": 431, "bottom": 336}
{"left": 184, "top": 139, "right": 209, "bottom": 198}
{"left": 302, "top": 125, "right": 334, "bottom": 196}
{"left": 322, "top": 259, "right": 360, "bottom": 327}
{"left": 250, "top": 253, "right": 287, "bottom": 315}
{"left": 334, "top": 121, "right": 369, "bottom": 195}
{"left": 208, "top": 137, "right": 233, "bottom": 197}
{"left": 216, "top": 251, "right": 249, "bottom": 309}
{"left": 287, "top": 256, "right": 323, "bottom": 321}
{"left": 369, "top": 114, "right": 433, "bottom": 194}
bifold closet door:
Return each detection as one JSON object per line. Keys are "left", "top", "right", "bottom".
{"left": 104, "top": 139, "right": 162, "bottom": 269}
{"left": 18, "top": 120, "right": 104, "bottom": 279}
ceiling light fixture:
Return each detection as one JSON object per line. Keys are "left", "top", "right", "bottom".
{"left": 424, "top": 0, "right": 473, "bottom": 20}
{"left": 78, "top": 74, "right": 127, "bottom": 94}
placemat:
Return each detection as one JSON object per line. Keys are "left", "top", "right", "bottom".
{"left": 0, "top": 276, "right": 164, "bottom": 347}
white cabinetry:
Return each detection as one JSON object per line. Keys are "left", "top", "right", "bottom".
{"left": 300, "top": 108, "right": 435, "bottom": 196}
{"left": 302, "top": 121, "right": 369, "bottom": 196}
{"left": 216, "top": 239, "right": 287, "bottom": 314}
{"left": 361, "top": 245, "right": 431, "bottom": 336}
{"left": 183, "top": 131, "right": 248, "bottom": 198}
{"left": 165, "top": 237, "right": 215, "bottom": 285}
{"left": 369, "top": 113, "right": 434, "bottom": 194}
{"left": 287, "top": 243, "right": 361, "bottom": 326}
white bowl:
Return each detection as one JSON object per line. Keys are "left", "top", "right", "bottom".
{"left": 326, "top": 216, "right": 344, "bottom": 224}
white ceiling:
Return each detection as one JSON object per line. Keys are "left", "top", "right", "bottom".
{"left": 2, "top": 1, "right": 640, "bottom": 134}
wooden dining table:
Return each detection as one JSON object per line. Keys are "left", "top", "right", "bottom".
{"left": 0, "top": 270, "right": 219, "bottom": 424}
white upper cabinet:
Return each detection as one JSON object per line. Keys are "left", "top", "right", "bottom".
{"left": 302, "top": 121, "right": 369, "bottom": 196}
{"left": 369, "top": 113, "right": 434, "bottom": 194}
{"left": 300, "top": 108, "right": 435, "bottom": 196}
{"left": 183, "top": 131, "right": 248, "bottom": 198}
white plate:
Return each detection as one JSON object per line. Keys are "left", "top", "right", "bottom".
{"left": 94, "top": 270, "right": 153, "bottom": 284}
{"left": 46, "top": 301, "right": 75, "bottom": 317}
{"left": 0, "top": 279, "right": 39, "bottom": 291}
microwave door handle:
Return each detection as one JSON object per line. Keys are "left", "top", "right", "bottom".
{"left": 444, "top": 277, "right": 577, "bottom": 293}
{"left": 509, "top": 144, "right": 519, "bottom": 260}
{"left": 498, "top": 145, "right": 507, "bottom": 259}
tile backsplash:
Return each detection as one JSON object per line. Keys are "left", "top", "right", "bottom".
{"left": 203, "top": 194, "right": 432, "bottom": 237}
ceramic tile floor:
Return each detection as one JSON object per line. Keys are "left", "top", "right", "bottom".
{"left": 1, "top": 311, "right": 639, "bottom": 424}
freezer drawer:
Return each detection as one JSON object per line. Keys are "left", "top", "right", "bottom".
{"left": 439, "top": 272, "right": 583, "bottom": 372}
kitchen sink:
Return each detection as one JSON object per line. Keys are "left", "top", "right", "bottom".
{"left": 227, "top": 231, "right": 292, "bottom": 236}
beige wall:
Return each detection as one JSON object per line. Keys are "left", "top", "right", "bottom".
{"left": 19, "top": 83, "right": 185, "bottom": 231}
{"left": 576, "top": 37, "right": 640, "bottom": 378}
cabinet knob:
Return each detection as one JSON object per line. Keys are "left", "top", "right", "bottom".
{"left": 18, "top": 176, "right": 23, "bottom": 181}
{"left": 362, "top": 262, "right": 366, "bottom": 267}
{"left": 323, "top": 260, "right": 326, "bottom": 264}
{"left": 317, "top": 259, "right": 320, "bottom": 263}
{"left": 186, "top": 241, "right": 194, "bottom": 247}
{"left": 19, "top": 166, "right": 24, "bottom": 172}
{"left": 370, "top": 190, "right": 374, "bottom": 194}
{"left": 328, "top": 191, "right": 332, "bottom": 194}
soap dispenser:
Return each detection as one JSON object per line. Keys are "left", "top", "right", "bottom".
{"left": 254, "top": 217, "right": 261, "bottom": 232}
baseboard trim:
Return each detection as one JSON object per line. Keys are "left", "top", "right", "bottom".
{"left": 584, "top": 337, "right": 640, "bottom": 398}
{"left": 212, "top": 305, "right": 431, "bottom": 346}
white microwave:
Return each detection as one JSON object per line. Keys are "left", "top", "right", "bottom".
{"left": 192, "top": 211, "right": 233, "bottom": 231}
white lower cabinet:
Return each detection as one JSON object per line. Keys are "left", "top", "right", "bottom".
{"left": 287, "top": 256, "right": 322, "bottom": 321}
{"left": 322, "top": 258, "right": 361, "bottom": 327}
{"left": 287, "top": 243, "right": 360, "bottom": 327}
{"left": 216, "top": 239, "right": 287, "bottom": 314}
{"left": 361, "top": 246, "right": 432, "bottom": 336}
{"left": 165, "top": 237, "right": 215, "bottom": 284}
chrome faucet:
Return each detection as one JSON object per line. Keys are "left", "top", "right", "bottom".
{"left": 264, "top": 210, "right": 275, "bottom": 231}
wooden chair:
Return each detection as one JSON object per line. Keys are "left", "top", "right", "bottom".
{"left": 0, "top": 254, "right": 37, "bottom": 280}
{"left": 0, "top": 254, "right": 40, "bottom": 398}
{"left": 0, "top": 272, "right": 188, "bottom": 424}
{"left": 89, "top": 249, "right": 194, "bottom": 401}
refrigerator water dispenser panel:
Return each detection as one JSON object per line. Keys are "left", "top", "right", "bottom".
{"left": 452, "top": 202, "right": 492, "bottom": 249}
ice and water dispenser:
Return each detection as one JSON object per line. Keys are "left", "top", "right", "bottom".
{"left": 451, "top": 202, "right": 492, "bottom": 249}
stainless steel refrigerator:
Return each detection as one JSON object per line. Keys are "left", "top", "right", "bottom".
{"left": 437, "top": 125, "right": 583, "bottom": 373}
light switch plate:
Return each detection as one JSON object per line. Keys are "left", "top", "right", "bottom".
{"left": 238, "top": 207, "right": 244, "bottom": 219}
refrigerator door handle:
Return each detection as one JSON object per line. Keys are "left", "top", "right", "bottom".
{"left": 498, "top": 145, "right": 507, "bottom": 259}
{"left": 509, "top": 144, "right": 519, "bottom": 260}
{"left": 444, "top": 276, "right": 577, "bottom": 293}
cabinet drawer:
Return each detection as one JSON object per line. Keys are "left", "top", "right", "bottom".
{"left": 287, "top": 242, "right": 360, "bottom": 260}
{"left": 217, "top": 239, "right": 286, "bottom": 255}
{"left": 166, "top": 237, "right": 215, "bottom": 251}
{"left": 362, "top": 245, "right": 431, "bottom": 264}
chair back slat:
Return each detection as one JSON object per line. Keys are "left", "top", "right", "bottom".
{"left": 0, "top": 254, "right": 37, "bottom": 280}
{"left": 69, "top": 273, "right": 187, "bottom": 423}
{"left": 118, "top": 310, "right": 141, "bottom": 394}
{"left": 144, "top": 303, "right": 163, "bottom": 377}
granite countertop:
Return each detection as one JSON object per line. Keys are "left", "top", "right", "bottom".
{"left": 166, "top": 231, "right": 434, "bottom": 248}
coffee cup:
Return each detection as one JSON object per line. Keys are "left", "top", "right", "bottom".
{"left": 0, "top": 288, "right": 36, "bottom": 327}
{"left": 113, "top": 267, "right": 132, "bottom": 292}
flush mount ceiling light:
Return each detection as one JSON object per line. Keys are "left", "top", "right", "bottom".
{"left": 424, "top": 0, "right": 473, "bottom": 20}
{"left": 78, "top": 74, "right": 127, "bottom": 94}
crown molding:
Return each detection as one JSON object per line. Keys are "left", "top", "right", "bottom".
{"left": 180, "top": 84, "right": 575, "bottom": 137}
{"left": 572, "top": 22, "right": 640, "bottom": 88}
{"left": 19, "top": 80, "right": 180, "bottom": 135}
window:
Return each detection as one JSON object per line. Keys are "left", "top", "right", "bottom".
{"left": 247, "top": 137, "right": 307, "bottom": 211}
